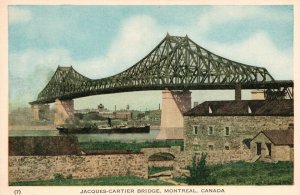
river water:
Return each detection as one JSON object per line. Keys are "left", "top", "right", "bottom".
{"left": 9, "top": 128, "right": 160, "bottom": 143}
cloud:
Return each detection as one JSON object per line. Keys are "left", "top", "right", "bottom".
{"left": 9, "top": 48, "right": 73, "bottom": 77}
{"left": 9, "top": 48, "right": 74, "bottom": 109}
{"left": 197, "top": 6, "right": 292, "bottom": 33}
{"left": 75, "top": 15, "right": 165, "bottom": 78}
{"left": 74, "top": 14, "right": 292, "bottom": 80}
{"left": 9, "top": 7, "right": 32, "bottom": 24}
{"left": 198, "top": 31, "right": 293, "bottom": 80}
{"left": 9, "top": 11, "right": 293, "bottom": 110}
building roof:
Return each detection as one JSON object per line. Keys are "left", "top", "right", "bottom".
{"left": 252, "top": 130, "right": 294, "bottom": 145}
{"left": 184, "top": 100, "right": 293, "bottom": 116}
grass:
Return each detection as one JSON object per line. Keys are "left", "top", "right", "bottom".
{"left": 80, "top": 140, "right": 184, "bottom": 152}
{"left": 174, "top": 161, "right": 293, "bottom": 185}
{"left": 10, "top": 175, "right": 172, "bottom": 186}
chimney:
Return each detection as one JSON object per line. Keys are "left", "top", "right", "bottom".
{"left": 193, "top": 101, "right": 199, "bottom": 108}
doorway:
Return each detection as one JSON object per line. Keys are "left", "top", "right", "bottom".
{"left": 256, "top": 143, "right": 262, "bottom": 155}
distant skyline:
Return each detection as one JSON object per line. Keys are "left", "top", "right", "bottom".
{"left": 8, "top": 5, "right": 293, "bottom": 111}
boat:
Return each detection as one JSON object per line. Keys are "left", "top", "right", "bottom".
{"left": 91, "top": 125, "right": 150, "bottom": 134}
{"left": 56, "top": 124, "right": 150, "bottom": 134}
{"left": 56, "top": 126, "right": 92, "bottom": 134}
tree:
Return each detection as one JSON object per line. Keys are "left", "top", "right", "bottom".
{"left": 137, "top": 113, "right": 145, "bottom": 119}
{"left": 187, "top": 153, "right": 216, "bottom": 185}
{"left": 98, "top": 103, "right": 104, "bottom": 110}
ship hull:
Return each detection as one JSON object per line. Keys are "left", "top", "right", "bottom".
{"left": 56, "top": 125, "right": 150, "bottom": 134}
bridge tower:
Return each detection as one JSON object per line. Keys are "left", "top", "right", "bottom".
{"left": 54, "top": 99, "right": 74, "bottom": 125}
{"left": 30, "top": 35, "right": 293, "bottom": 126}
{"left": 157, "top": 89, "right": 191, "bottom": 140}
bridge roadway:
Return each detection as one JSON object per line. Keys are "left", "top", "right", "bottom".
{"left": 30, "top": 80, "right": 293, "bottom": 105}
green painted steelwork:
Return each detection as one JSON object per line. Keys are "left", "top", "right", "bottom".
{"left": 30, "top": 34, "right": 293, "bottom": 104}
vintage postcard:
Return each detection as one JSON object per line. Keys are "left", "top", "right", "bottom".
{"left": 1, "top": 0, "right": 299, "bottom": 195}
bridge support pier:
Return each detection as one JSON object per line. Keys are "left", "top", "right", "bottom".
{"left": 235, "top": 84, "right": 241, "bottom": 101}
{"left": 31, "top": 104, "right": 50, "bottom": 121}
{"left": 157, "top": 89, "right": 191, "bottom": 140}
{"left": 54, "top": 99, "right": 74, "bottom": 125}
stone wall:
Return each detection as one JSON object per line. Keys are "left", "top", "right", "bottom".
{"left": 141, "top": 146, "right": 181, "bottom": 158}
{"left": 141, "top": 146, "right": 187, "bottom": 171}
{"left": 148, "top": 160, "right": 174, "bottom": 167}
{"left": 9, "top": 154, "right": 147, "bottom": 182}
{"left": 272, "top": 146, "right": 293, "bottom": 161}
{"left": 205, "top": 149, "right": 251, "bottom": 164}
{"left": 183, "top": 149, "right": 251, "bottom": 165}
{"left": 9, "top": 146, "right": 189, "bottom": 182}
{"left": 184, "top": 115, "right": 293, "bottom": 164}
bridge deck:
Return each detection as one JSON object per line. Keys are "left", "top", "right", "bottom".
{"left": 30, "top": 80, "right": 293, "bottom": 104}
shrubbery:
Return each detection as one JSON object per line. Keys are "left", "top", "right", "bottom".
{"left": 187, "top": 153, "right": 216, "bottom": 185}
{"left": 80, "top": 140, "right": 184, "bottom": 152}
{"left": 53, "top": 173, "right": 64, "bottom": 180}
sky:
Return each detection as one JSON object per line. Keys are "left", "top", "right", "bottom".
{"left": 8, "top": 5, "right": 294, "bottom": 111}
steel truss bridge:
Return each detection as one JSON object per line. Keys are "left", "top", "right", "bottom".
{"left": 30, "top": 34, "right": 293, "bottom": 104}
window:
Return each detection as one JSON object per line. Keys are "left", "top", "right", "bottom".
{"left": 224, "top": 143, "right": 230, "bottom": 150}
{"left": 192, "top": 125, "right": 200, "bottom": 135}
{"left": 288, "top": 123, "right": 294, "bottom": 130}
{"left": 193, "top": 144, "right": 200, "bottom": 151}
{"left": 248, "top": 106, "right": 252, "bottom": 114}
{"left": 224, "top": 127, "right": 230, "bottom": 136}
{"left": 208, "top": 144, "right": 214, "bottom": 151}
{"left": 208, "top": 126, "right": 214, "bottom": 135}
{"left": 208, "top": 106, "right": 212, "bottom": 114}
{"left": 266, "top": 143, "right": 272, "bottom": 156}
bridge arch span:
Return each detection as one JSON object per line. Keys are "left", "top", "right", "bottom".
{"left": 140, "top": 146, "right": 181, "bottom": 159}
{"left": 30, "top": 34, "right": 292, "bottom": 105}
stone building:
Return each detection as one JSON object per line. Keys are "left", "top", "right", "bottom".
{"left": 183, "top": 99, "right": 293, "bottom": 163}
{"left": 250, "top": 130, "right": 294, "bottom": 162}
{"left": 114, "top": 111, "right": 133, "bottom": 120}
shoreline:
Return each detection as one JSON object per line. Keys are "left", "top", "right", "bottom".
{"left": 9, "top": 125, "right": 57, "bottom": 131}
